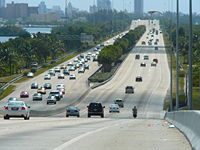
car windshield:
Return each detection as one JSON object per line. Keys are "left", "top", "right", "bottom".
{"left": 8, "top": 101, "right": 24, "bottom": 106}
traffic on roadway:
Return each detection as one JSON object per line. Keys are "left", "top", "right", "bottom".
{"left": 0, "top": 20, "right": 191, "bottom": 150}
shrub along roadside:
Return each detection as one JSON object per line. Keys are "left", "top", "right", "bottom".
{"left": 88, "top": 25, "right": 146, "bottom": 83}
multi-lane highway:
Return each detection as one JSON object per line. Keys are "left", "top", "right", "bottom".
{"left": 0, "top": 20, "right": 191, "bottom": 150}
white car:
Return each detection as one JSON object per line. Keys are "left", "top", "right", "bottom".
{"left": 67, "top": 61, "right": 73, "bottom": 66}
{"left": 69, "top": 74, "right": 76, "bottom": 80}
{"left": 109, "top": 104, "right": 120, "bottom": 113}
{"left": 48, "top": 69, "right": 55, "bottom": 76}
{"left": 54, "top": 67, "right": 61, "bottom": 72}
{"left": 56, "top": 84, "right": 65, "bottom": 89}
{"left": 58, "top": 73, "right": 65, "bottom": 79}
{"left": 27, "top": 72, "right": 34, "bottom": 78}
{"left": 73, "top": 58, "right": 79, "bottom": 62}
{"left": 3, "top": 101, "right": 30, "bottom": 120}
{"left": 69, "top": 66, "right": 76, "bottom": 71}
{"left": 44, "top": 74, "right": 51, "bottom": 80}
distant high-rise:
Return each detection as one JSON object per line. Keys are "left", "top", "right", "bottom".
{"left": 0, "top": 0, "right": 5, "bottom": 8}
{"left": 38, "top": 1, "right": 47, "bottom": 14}
{"left": 97, "top": 0, "right": 111, "bottom": 11}
{"left": 134, "top": 0, "right": 143, "bottom": 18}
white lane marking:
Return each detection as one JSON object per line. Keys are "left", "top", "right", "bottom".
{"left": 54, "top": 120, "right": 131, "bottom": 150}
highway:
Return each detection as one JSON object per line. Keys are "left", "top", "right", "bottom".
{"left": 0, "top": 20, "right": 191, "bottom": 150}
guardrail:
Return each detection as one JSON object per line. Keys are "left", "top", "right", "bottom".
{"left": 165, "top": 111, "right": 200, "bottom": 150}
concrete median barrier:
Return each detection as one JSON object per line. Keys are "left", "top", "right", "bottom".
{"left": 165, "top": 111, "right": 200, "bottom": 150}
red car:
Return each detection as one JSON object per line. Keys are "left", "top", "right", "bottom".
{"left": 20, "top": 91, "right": 29, "bottom": 98}
{"left": 58, "top": 88, "right": 65, "bottom": 94}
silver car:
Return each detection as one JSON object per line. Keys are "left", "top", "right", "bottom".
{"left": 46, "top": 96, "right": 57, "bottom": 105}
{"left": 33, "top": 93, "right": 42, "bottom": 101}
{"left": 3, "top": 101, "right": 30, "bottom": 120}
{"left": 66, "top": 106, "right": 80, "bottom": 117}
{"left": 8, "top": 97, "right": 17, "bottom": 102}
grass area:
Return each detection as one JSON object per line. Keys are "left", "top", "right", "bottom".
{"left": 0, "top": 74, "right": 20, "bottom": 83}
{"left": 0, "top": 85, "right": 16, "bottom": 100}
{"left": 16, "top": 53, "right": 78, "bottom": 83}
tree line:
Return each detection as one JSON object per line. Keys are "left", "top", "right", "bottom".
{"left": 98, "top": 25, "right": 146, "bottom": 72}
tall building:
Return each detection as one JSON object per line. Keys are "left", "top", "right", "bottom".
{"left": 89, "top": 5, "right": 98, "bottom": 13}
{"left": 134, "top": 0, "right": 143, "bottom": 18}
{"left": 97, "top": 0, "right": 111, "bottom": 11}
{"left": 0, "top": 0, "right": 5, "bottom": 8}
{"left": 38, "top": 1, "right": 47, "bottom": 14}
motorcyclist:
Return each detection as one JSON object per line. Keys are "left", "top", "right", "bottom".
{"left": 132, "top": 106, "right": 137, "bottom": 118}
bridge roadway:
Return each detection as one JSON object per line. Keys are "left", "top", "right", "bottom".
{"left": 0, "top": 20, "right": 191, "bottom": 150}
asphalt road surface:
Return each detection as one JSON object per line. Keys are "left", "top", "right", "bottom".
{"left": 0, "top": 20, "right": 191, "bottom": 150}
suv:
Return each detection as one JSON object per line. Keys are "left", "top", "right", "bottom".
{"left": 49, "top": 90, "right": 62, "bottom": 101}
{"left": 135, "top": 54, "right": 140, "bottom": 60}
{"left": 125, "top": 86, "right": 134, "bottom": 94}
{"left": 114, "top": 99, "right": 124, "bottom": 108}
{"left": 87, "top": 102, "right": 105, "bottom": 118}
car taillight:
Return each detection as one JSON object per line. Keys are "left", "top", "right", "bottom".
{"left": 21, "top": 107, "right": 26, "bottom": 110}
{"left": 5, "top": 106, "right": 8, "bottom": 110}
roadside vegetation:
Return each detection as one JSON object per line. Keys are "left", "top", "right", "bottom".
{"left": 89, "top": 25, "right": 146, "bottom": 83}
{"left": 161, "top": 14, "right": 200, "bottom": 110}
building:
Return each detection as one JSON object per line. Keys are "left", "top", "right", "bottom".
{"left": 65, "top": 1, "right": 78, "bottom": 18}
{"left": 38, "top": 1, "right": 47, "bottom": 14}
{"left": 28, "top": 7, "right": 38, "bottom": 16}
{"left": 97, "top": 0, "right": 111, "bottom": 11}
{"left": 0, "top": 0, "right": 5, "bottom": 8}
{"left": 6, "top": 2, "right": 29, "bottom": 19}
{"left": 30, "top": 13, "right": 61, "bottom": 22}
{"left": 89, "top": 5, "right": 98, "bottom": 13}
{"left": 134, "top": 0, "right": 143, "bottom": 18}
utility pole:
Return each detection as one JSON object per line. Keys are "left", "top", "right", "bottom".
{"left": 188, "top": 0, "right": 193, "bottom": 110}
{"left": 176, "top": 0, "right": 179, "bottom": 111}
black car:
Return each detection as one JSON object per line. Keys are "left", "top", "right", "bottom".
{"left": 87, "top": 102, "right": 105, "bottom": 118}
{"left": 125, "top": 86, "right": 134, "bottom": 94}
{"left": 136, "top": 76, "right": 142, "bottom": 82}
{"left": 31, "top": 83, "right": 38, "bottom": 89}
{"left": 44, "top": 83, "right": 52, "bottom": 89}
{"left": 63, "top": 69, "right": 70, "bottom": 75}
{"left": 140, "top": 62, "right": 146, "bottom": 67}
{"left": 135, "top": 54, "right": 140, "bottom": 60}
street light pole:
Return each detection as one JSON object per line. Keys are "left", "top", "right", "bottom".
{"left": 188, "top": 0, "right": 193, "bottom": 110}
{"left": 176, "top": 0, "right": 180, "bottom": 111}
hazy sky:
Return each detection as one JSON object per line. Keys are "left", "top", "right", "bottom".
{"left": 5, "top": 0, "right": 200, "bottom": 13}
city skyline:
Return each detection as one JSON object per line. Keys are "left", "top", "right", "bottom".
{"left": 4, "top": 0, "right": 200, "bottom": 14}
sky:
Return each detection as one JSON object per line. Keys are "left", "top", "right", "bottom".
{"left": 5, "top": 0, "right": 200, "bottom": 14}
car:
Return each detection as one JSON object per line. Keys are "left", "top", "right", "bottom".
{"left": 141, "top": 41, "right": 146, "bottom": 45}
{"left": 20, "top": 91, "right": 29, "bottom": 98}
{"left": 8, "top": 97, "right": 17, "bottom": 102}
{"left": 3, "top": 101, "right": 30, "bottom": 120}
{"left": 44, "top": 74, "right": 51, "bottom": 80}
{"left": 58, "top": 73, "right": 65, "bottom": 79}
{"left": 140, "top": 62, "right": 146, "bottom": 67}
{"left": 136, "top": 76, "right": 143, "bottom": 82}
{"left": 60, "top": 65, "right": 67, "bottom": 69}
{"left": 84, "top": 64, "right": 89, "bottom": 69}
{"left": 93, "top": 56, "right": 98, "bottom": 62}
{"left": 87, "top": 102, "right": 105, "bottom": 118}
{"left": 109, "top": 104, "right": 120, "bottom": 113}
{"left": 46, "top": 96, "right": 57, "bottom": 105}
{"left": 67, "top": 61, "right": 73, "bottom": 66}
{"left": 78, "top": 67, "right": 85, "bottom": 73}
{"left": 48, "top": 69, "right": 55, "bottom": 76}
{"left": 69, "top": 74, "right": 76, "bottom": 80}
{"left": 66, "top": 106, "right": 80, "bottom": 117}
{"left": 33, "top": 93, "right": 42, "bottom": 101}
{"left": 144, "top": 55, "right": 149, "bottom": 60}
{"left": 69, "top": 66, "right": 76, "bottom": 71}
{"left": 114, "top": 99, "right": 124, "bottom": 108}
{"left": 44, "top": 83, "right": 52, "bottom": 89}
{"left": 63, "top": 69, "right": 70, "bottom": 75}
{"left": 153, "top": 58, "right": 158, "bottom": 63}
{"left": 86, "top": 56, "right": 91, "bottom": 60}
{"left": 56, "top": 84, "right": 65, "bottom": 89}
{"left": 57, "top": 87, "right": 66, "bottom": 94}
{"left": 31, "top": 83, "right": 38, "bottom": 89}
{"left": 54, "top": 67, "right": 61, "bottom": 72}
{"left": 155, "top": 47, "right": 158, "bottom": 50}
{"left": 151, "top": 62, "right": 157, "bottom": 67}
{"left": 31, "top": 62, "right": 38, "bottom": 68}
{"left": 37, "top": 87, "right": 46, "bottom": 94}
{"left": 135, "top": 54, "right": 140, "bottom": 60}
{"left": 73, "top": 58, "right": 79, "bottom": 62}
{"left": 49, "top": 90, "right": 62, "bottom": 101}
{"left": 27, "top": 72, "right": 34, "bottom": 78}
{"left": 154, "top": 41, "right": 158, "bottom": 45}
{"left": 125, "top": 86, "right": 134, "bottom": 94}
